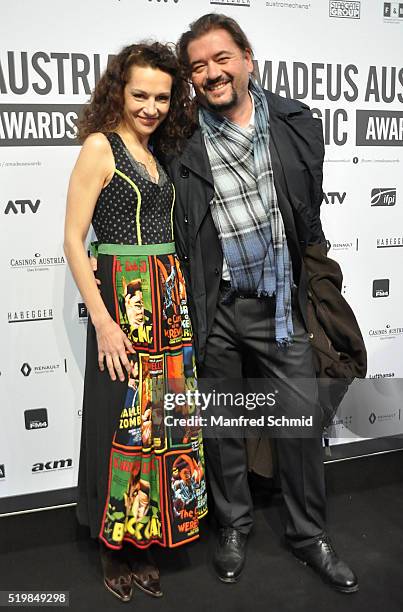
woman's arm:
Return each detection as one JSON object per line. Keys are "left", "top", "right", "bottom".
{"left": 64, "top": 132, "right": 134, "bottom": 381}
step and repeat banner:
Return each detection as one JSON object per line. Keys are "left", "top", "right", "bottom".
{"left": 0, "top": 0, "right": 402, "bottom": 509}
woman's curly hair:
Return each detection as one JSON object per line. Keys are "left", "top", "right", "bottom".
{"left": 78, "top": 42, "right": 195, "bottom": 155}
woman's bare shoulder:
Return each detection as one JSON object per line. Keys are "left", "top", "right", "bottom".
{"left": 81, "top": 132, "right": 111, "bottom": 154}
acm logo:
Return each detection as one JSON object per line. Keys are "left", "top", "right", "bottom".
{"left": 4, "top": 199, "right": 41, "bottom": 214}
{"left": 32, "top": 458, "right": 73, "bottom": 473}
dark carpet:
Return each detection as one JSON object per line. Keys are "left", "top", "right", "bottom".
{"left": 1, "top": 451, "right": 403, "bottom": 612}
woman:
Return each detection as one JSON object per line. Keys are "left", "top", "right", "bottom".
{"left": 64, "top": 42, "right": 207, "bottom": 603}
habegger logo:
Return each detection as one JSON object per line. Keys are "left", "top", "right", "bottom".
{"left": 371, "top": 188, "right": 396, "bottom": 206}
{"left": 356, "top": 110, "right": 403, "bottom": 146}
{"left": 0, "top": 104, "right": 83, "bottom": 146}
{"left": 8, "top": 308, "right": 53, "bottom": 323}
{"left": 377, "top": 236, "right": 403, "bottom": 248}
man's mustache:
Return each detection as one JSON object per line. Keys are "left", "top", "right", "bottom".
{"left": 204, "top": 76, "right": 232, "bottom": 90}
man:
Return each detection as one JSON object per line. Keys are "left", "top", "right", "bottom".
{"left": 169, "top": 13, "right": 358, "bottom": 593}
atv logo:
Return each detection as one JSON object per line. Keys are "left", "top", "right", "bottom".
{"left": 323, "top": 192, "right": 347, "bottom": 205}
{"left": 4, "top": 199, "right": 40, "bottom": 214}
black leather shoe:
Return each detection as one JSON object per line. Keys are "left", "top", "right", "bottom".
{"left": 213, "top": 527, "right": 248, "bottom": 583}
{"left": 99, "top": 545, "right": 133, "bottom": 602}
{"left": 291, "top": 535, "right": 358, "bottom": 593}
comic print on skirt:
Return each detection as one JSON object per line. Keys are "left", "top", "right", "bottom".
{"left": 75, "top": 133, "right": 207, "bottom": 551}
{"left": 89, "top": 244, "right": 207, "bottom": 550}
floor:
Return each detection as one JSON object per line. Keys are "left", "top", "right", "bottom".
{"left": 1, "top": 452, "right": 403, "bottom": 612}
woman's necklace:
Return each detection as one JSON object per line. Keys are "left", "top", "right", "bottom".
{"left": 118, "top": 129, "right": 159, "bottom": 181}
{"left": 131, "top": 143, "right": 158, "bottom": 182}
{"left": 139, "top": 150, "right": 158, "bottom": 181}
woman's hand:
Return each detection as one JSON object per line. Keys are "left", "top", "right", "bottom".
{"left": 95, "top": 316, "right": 134, "bottom": 381}
{"left": 90, "top": 256, "right": 101, "bottom": 286}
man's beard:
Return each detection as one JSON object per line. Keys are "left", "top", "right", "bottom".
{"left": 203, "top": 80, "right": 238, "bottom": 112}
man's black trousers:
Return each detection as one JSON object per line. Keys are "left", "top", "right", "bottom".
{"left": 199, "top": 286, "right": 327, "bottom": 547}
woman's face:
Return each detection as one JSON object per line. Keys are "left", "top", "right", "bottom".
{"left": 123, "top": 65, "right": 173, "bottom": 138}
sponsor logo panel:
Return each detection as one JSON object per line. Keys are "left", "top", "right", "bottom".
{"left": 369, "top": 409, "right": 401, "bottom": 424}
{"left": 329, "top": 1, "right": 360, "bottom": 19}
{"left": 4, "top": 199, "right": 41, "bottom": 215}
{"left": 368, "top": 323, "right": 403, "bottom": 340}
{"left": 78, "top": 302, "right": 88, "bottom": 321}
{"left": 8, "top": 308, "right": 53, "bottom": 323}
{"left": 372, "top": 279, "right": 390, "bottom": 298}
{"left": 371, "top": 188, "right": 396, "bottom": 207}
{"left": 376, "top": 236, "right": 403, "bottom": 248}
{"left": 10, "top": 253, "right": 66, "bottom": 272}
{"left": 383, "top": 2, "right": 403, "bottom": 22}
{"left": 211, "top": 0, "right": 250, "bottom": 5}
{"left": 20, "top": 359, "right": 67, "bottom": 376}
{"left": 31, "top": 458, "right": 73, "bottom": 473}
{"left": 326, "top": 238, "right": 359, "bottom": 252}
{"left": 323, "top": 191, "right": 347, "bottom": 205}
{"left": 24, "top": 408, "right": 49, "bottom": 430}
{"left": 368, "top": 371, "right": 395, "bottom": 378}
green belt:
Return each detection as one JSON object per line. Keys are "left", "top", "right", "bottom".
{"left": 90, "top": 241, "right": 176, "bottom": 258}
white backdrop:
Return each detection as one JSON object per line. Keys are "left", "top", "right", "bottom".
{"left": 1, "top": 0, "right": 402, "bottom": 506}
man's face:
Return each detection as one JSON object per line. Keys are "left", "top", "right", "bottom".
{"left": 125, "top": 290, "right": 144, "bottom": 328}
{"left": 187, "top": 28, "right": 253, "bottom": 113}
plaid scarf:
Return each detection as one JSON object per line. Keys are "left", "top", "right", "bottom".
{"left": 199, "top": 79, "right": 294, "bottom": 345}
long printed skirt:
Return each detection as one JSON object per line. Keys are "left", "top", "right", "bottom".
{"left": 76, "top": 242, "right": 207, "bottom": 550}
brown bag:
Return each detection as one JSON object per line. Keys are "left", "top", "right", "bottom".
{"left": 303, "top": 244, "right": 367, "bottom": 426}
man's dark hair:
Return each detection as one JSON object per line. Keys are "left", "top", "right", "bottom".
{"left": 177, "top": 13, "right": 254, "bottom": 76}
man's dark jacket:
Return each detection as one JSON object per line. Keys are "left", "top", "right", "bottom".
{"left": 168, "top": 90, "right": 326, "bottom": 364}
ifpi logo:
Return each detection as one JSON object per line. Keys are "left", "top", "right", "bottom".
{"left": 371, "top": 188, "right": 396, "bottom": 206}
